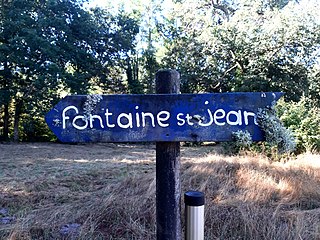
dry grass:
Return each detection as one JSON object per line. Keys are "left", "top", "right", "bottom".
{"left": 0, "top": 143, "right": 320, "bottom": 239}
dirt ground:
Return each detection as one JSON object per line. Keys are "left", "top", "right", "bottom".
{"left": 0, "top": 142, "right": 215, "bottom": 205}
{"left": 1, "top": 143, "right": 320, "bottom": 240}
{"left": 0, "top": 142, "right": 216, "bottom": 239}
{"left": 0, "top": 142, "right": 215, "bottom": 163}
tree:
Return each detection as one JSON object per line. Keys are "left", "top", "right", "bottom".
{"left": 0, "top": 0, "right": 140, "bottom": 141}
{"left": 161, "top": 0, "right": 320, "bottom": 102}
{"left": 1, "top": 0, "right": 99, "bottom": 141}
{"left": 88, "top": 7, "right": 141, "bottom": 94}
{"left": 137, "top": 0, "right": 162, "bottom": 93}
{"left": 92, "top": 0, "right": 163, "bottom": 94}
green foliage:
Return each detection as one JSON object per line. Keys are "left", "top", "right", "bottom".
{"left": 233, "top": 130, "right": 252, "bottom": 149}
{"left": 1, "top": 0, "right": 319, "bottom": 147}
{"left": 276, "top": 97, "right": 320, "bottom": 153}
{"left": 0, "top": 0, "right": 140, "bottom": 141}
{"left": 20, "top": 115, "right": 56, "bottom": 142}
{"left": 222, "top": 130, "right": 252, "bottom": 154}
{"left": 225, "top": 102, "right": 298, "bottom": 157}
{"left": 257, "top": 102, "right": 296, "bottom": 154}
{"left": 161, "top": 0, "right": 319, "bottom": 154}
{"left": 308, "top": 66, "right": 320, "bottom": 107}
{"left": 161, "top": 0, "right": 319, "bottom": 100}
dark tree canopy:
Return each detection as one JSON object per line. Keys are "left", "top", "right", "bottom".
{"left": 0, "top": 0, "right": 319, "bottom": 147}
{"left": 0, "top": 0, "right": 139, "bottom": 141}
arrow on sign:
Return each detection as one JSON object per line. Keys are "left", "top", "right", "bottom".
{"left": 45, "top": 92, "right": 283, "bottom": 143}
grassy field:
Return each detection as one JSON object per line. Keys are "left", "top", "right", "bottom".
{"left": 0, "top": 143, "right": 320, "bottom": 239}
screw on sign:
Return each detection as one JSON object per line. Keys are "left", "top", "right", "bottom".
{"left": 45, "top": 69, "right": 283, "bottom": 240}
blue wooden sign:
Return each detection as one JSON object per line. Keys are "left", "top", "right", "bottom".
{"left": 45, "top": 92, "right": 283, "bottom": 143}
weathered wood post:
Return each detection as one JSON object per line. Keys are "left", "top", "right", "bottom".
{"left": 155, "top": 69, "right": 181, "bottom": 240}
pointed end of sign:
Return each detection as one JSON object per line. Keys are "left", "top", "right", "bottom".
{"left": 45, "top": 108, "right": 64, "bottom": 142}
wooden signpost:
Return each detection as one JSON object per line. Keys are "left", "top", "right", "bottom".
{"left": 45, "top": 69, "right": 283, "bottom": 240}
{"left": 155, "top": 70, "right": 181, "bottom": 239}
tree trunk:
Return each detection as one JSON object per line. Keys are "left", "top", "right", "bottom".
{"left": 13, "top": 100, "right": 22, "bottom": 142}
{"left": 134, "top": 53, "right": 139, "bottom": 88}
{"left": 3, "top": 103, "right": 10, "bottom": 141}
{"left": 126, "top": 60, "right": 134, "bottom": 93}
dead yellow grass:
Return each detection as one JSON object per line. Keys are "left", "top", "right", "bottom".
{"left": 184, "top": 153, "right": 320, "bottom": 239}
{"left": 0, "top": 143, "right": 320, "bottom": 239}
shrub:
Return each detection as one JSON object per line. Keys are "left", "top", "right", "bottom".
{"left": 257, "top": 101, "right": 296, "bottom": 155}
{"left": 21, "top": 115, "right": 56, "bottom": 142}
{"left": 276, "top": 97, "right": 320, "bottom": 153}
{"left": 233, "top": 130, "right": 252, "bottom": 149}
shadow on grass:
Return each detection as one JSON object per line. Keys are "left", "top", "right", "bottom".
{"left": 182, "top": 157, "right": 320, "bottom": 240}
{"left": 0, "top": 143, "right": 320, "bottom": 239}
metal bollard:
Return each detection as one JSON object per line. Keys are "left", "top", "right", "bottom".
{"left": 184, "top": 191, "right": 205, "bottom": 240}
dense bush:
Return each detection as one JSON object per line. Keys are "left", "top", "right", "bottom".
{"left": 20, "top": 115, "right": 56, "bottom": 142}
{"left": 224, "top": 97, "right": 320, "bottom": 157}
{"left": 256, "top": 102, "right": 296, "bottom": 155}
{"left": 276, "top": 97, "right": 320, "bottom": 153}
